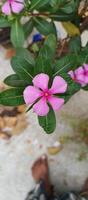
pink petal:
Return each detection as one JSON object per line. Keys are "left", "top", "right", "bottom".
{"left": 33, "top": 73, "right": 49, "bottom": 91}
{"left": 81, "top": 82, "right": 87, "bottom": 87}
{"left": 2, "top": 1, "right": 11, "bottom": 15}
{"left": 83, "top": 64, "right": 88, "bottom": 72}
{"left": 77, "top": 80, "right": 85, "bottom": 86}
{"left": 11, "top": 1, "right": 24, "bottom": 13}
{"left": 48, "top": 96, "right": 64, "bottom": 111}
{"left": 50, "top": 76, "right": 67, "bottom": 94}
{"left": 68, "top": 70, "right": 75, "bottom": 79}
{"left": 75, "top": 67, "right": 84, "bottom": 81}
{"left": 33, "top": 98, "right": 49, "bottom": 116}
{"left": 85, "top": 76, "right": 88, "bottom": 84}
{"left": 23, "top": 86, "right": 42, "bottom": 105}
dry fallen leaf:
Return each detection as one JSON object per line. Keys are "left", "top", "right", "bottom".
{"left": 47, "top": 142, "right": 63, "bottom": 155}
{"left": 5, "top": 48, "right": 16, "bottom": 59}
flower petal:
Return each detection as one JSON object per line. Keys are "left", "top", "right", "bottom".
{"left": 33, "top": 73, "right": 49, "bottom": 91}
{"left": 33, "top": 98, "right": 49, "bottom": 116}
{"left": 68, "top": 70, "right": 75, "bottom": 79}
{"left": 75, "top": 67, "right": 84, "bottom": 81}
{"left": 50, "top": 76, "right": 67, "bottom": 94}
{"left": 83, "top": 64, "right": 88, "bottom": 72}
{"left": 48, "top": 96, "right": 64, "bottom": 111}
{"left": 11, "top": 1, "right": 24, "bottom": 13}
{"left": 85, "top": 76, "right": 88, "bottom": 84}
{"left": 23, "top": 86, "right": 42, "bottom": 105}
{"left": 2, "top": 1, "right": 11, "bottom": 15}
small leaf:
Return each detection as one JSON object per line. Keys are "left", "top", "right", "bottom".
{"left": 34, "top": 17, "right": 56, "bottom": 36}
{"left": 61, "top": 0, "right": 77, "bottom": 14}
{"left": 53, "top": 54, "right": 76, "bottom": 77}
{"left": 69, "top": 36, "right": 81, "bottom": 54}
{"left": 16, "top": 48, "right": 35, "bottom": 66}
{"left": 29, "top": 0, "right": 49, "bottom": 11}
{"left": 62, "top": 22, "right": 80, "bottom": 37}
{"left": 0, "top": 16, "right": 10, "bottom": 28}
{"left": 35, "top": 56, "right": 52, "bottom": 76}
{"left": 4, "top": 74, "right": 28, "bottom": 87}
{"left": 11, "top": 48, "right": 35, "bottom": 83}
{"left": 24, "top": 18, "right": 34, "bottom": 38}
{"left": 50, "top": 12, "right": 75, "bottom": 21}
{"left": 44, "top": 34, "right": 57, "bottom": 58}
{"left": 35, "top": 34, "right": 56, "bottom": 76}
{"left": 11, "top": 20, "right": 25, "bottom": 48}
{"left": 11, "top": 56, "right": 34, "bottom": 83}
{"left": 38, "top": 108, "right": 56, "bottom": 134}
{"left": 0, "top": 88, "right": 24, "bottom": 106}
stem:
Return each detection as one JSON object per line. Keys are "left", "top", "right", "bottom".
{"left": 25, "top": 12, "right": 49, "bottom": 18}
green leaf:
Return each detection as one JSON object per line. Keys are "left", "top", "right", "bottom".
{"left": 50, "top": 12, "right": 75, "bottom": 21}
{"left": 82, "top": 85, "right": 88, "bottom": 91}
{"left": 11, "top": 20, "right": 25, "bottom": 48}
{"left": 0, "top": 88, "right": 24, "bottom": 106}
{"left": 59, "top": 77, "right": 81, "bottom": 103}
{"left": 44, "top": 34, "right": 57, "bottom": 57}
{"left": 61, "top": 0, "right": 77, "bottom": 14}
{"left": 15, "top": 48, "right": 35, "bottom": 66}
{"left": 11, "top": 48, "right": 35, "bottom": 84}
{"left": 30, "top": 0, "right": 49, "bottom": 11}
{"left": 11, "top": 56, "right": 34, "bottom": 83}
{"left": 34, "top": 17, "right": 56, "bottom": 36}
{"left": 0, "top": 16, "right": 10, "bottom": 28}
{"left": 35, "top": 56, "right": 52, "bottom": 76}
{"left": 35, "top": 34, "right": 56, "bottom": 76}
{"left": 38, "top": 108, "right": 56, "bottom": 134}
{"left": 4, "top": 74, "right": 28, "bottom": 87}
{"left": 78, "top": 47, "right": 88, "bottom": 65}
{"left": 23, "top": 18, "right": 34, "bottom": 38}
{"left": 53, "top": 54, "right": 76, "bottom": 77}
{"left": 69, "top": 36, "right": 81, "bottom": 54}
{"left": 39, "top": 34, "right": 57, "bottom": 60}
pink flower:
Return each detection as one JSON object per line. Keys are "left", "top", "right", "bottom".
{"left": 68, "top": 64, "right": 88, "bottom": 87}
{"left": 2, "top": 0, "right": 24, "bottom": 15}
{"left": 23, "top": 73, "right": 67, "bottom": 116}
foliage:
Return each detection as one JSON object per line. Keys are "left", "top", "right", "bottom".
{"left": 0, "top": 0, "right": 88, "bottom": 134}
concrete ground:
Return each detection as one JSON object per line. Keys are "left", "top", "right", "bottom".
{"left": 0, "top": 41, "right": 88, "bottom": 200}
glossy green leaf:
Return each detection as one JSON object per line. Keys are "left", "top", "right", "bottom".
{"left": 50, "top": 12, "right": 75, "bottom": 21}
{"left": 34, "top": 17, "right": 56, "bottom": 36}
{"left": 53, "top": 54, "right": 76, "bottom": 77}
{"left": 11, "top": 20, "right": 25, "bottom": 48}
{"left": 38, "top": 108, "right": 56, "bottom": 134}
{"left": 11, "top": 56, "right": 34, "bottom": 83}
{"left": 4, "top": 74, "right": 28, "bottom": 87}
{"left": 24, "top": 18, "right": 34, "bottom": 38}
{"left": 61, "top": 0, "right": 76, "bottom": 14}
{"left": 61, "top": 0, "right": 80, "bottom": 14}
{"left": 0, "top": 88, "right": 24, "bottom": 106}
{"left": 69, "top": 36, "right": 81, "bottom": 54}
{"left": 35, "top": 56, "right": 52, "bottom": 76}
{"left": 30, "top": 0, "right": 49, "bottom": 11}
{"left": 15, "top": 48, "right": 35, "bottom": 66}
{"left": 44, "top": 33, "right": 57, "bottom": 55}
{"left": 35, "top": 34, "right": 56, "bottom": 76}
